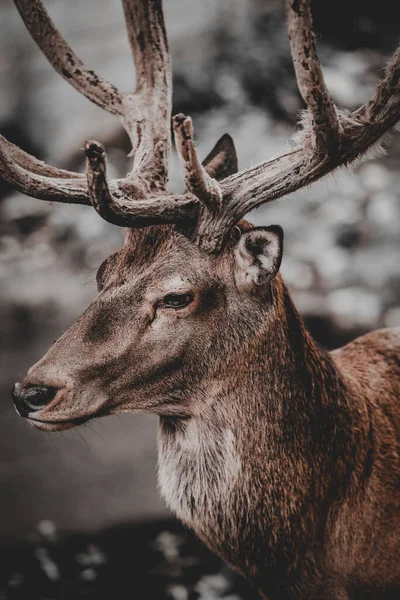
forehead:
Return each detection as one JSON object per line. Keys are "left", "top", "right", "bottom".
{"left": 116, "top": 226, "right": 214, "bottom": 282}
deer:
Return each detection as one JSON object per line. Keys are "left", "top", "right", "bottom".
{"left": 3, "top": 0, "right": 400, "bottom": 598}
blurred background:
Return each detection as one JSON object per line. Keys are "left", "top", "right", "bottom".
{"left": 0, "top": 0, "right": 399, "bottom": 597}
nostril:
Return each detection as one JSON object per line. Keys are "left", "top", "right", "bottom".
{"left": 24, "top": 385, "right": 59, "bottom": 409}
{"left": 12, "top": 382, "right": 60, "bottom": 417}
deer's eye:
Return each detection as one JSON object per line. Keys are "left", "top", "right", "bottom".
{"left": 160, "top": 293, "right": 193, "bottom": 309}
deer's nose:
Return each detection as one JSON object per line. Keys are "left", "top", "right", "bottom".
{"left": 12, "top": 382, "right": 59, "bottom": 417}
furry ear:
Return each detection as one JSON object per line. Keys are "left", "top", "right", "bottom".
{"left": 234, "top": 226, "right": 283, "bottom": 291}
{"left": 202, "top": 134, "right": 238, "bottom": 181}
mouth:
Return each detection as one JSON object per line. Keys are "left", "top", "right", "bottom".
{"left": 27, "top": 414, "right": 95, "bottom": 431}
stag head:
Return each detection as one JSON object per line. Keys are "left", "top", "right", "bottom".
{"left": 4, "top": 0, "right": 400, "bottom": 429}
{"left": 14, "top": 220, "right": 285, "bottom": 430}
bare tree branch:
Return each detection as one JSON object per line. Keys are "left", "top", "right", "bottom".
{"left": 14, "top": 0, "right": 124, "bottom": 115}
{"left": 285, "top": 0, "right": 341, "bottom": 153}
{"left": 173, "top": 114, "right": 222, "bottom": 214}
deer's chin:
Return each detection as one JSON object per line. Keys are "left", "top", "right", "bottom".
{"left": 27, "top": 414, "right": 94, "bottom": 432}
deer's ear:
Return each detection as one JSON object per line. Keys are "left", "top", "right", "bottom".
{"left": 234, "top": 226, "right": 283, "bottom": 290}
{"left": 202, "top": 134, "right": 238, "bottom": 181}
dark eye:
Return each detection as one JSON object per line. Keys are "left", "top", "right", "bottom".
{"left": 161, "top": 293, "right": 193, "bottom": 309}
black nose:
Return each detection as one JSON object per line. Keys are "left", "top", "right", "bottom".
{"left": 12, "top": 382, "right": 59, "bottom": 417}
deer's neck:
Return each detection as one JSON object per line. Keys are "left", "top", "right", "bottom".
{"left": 157, "top": 281, "right": 363, "bottom": 588}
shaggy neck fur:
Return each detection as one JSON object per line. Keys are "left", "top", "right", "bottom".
{"left": 157, "top": 279, "right": 368, "bottom": 599}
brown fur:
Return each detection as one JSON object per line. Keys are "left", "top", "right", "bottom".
{"left": 6, "top": 2, "right": 400, "bottom": 597}
{"left": 17, "top": 225, "right": 400, "bottom": 600}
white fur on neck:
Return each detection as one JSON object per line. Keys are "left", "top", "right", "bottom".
{"left": 157, "top": 419, "right": 241, "bottom": 526}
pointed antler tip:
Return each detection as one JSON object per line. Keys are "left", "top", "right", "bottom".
{"left": 172, "top": 113, "right": 187, "bottom": 126}
{"left": 84, "top": 140, "right": 105, "bottom": 160}
{"left": 172, "top": 113, "right": 192, "bottom": 133}
{"left": 83, "top": 140, "right": 106, "bottom": 165}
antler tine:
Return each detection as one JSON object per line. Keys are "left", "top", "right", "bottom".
{"left": 122, "top": 0, "right": 171, "bottom": 94}
{"left": 85, "top": 140, "right": 141, "bottom": 225}
{"left": 121, "top": 0, "right": 172, "bottom": 186}
{"left": 356, "top": 47, "right": 400, "bottom": 122}
{"left": 14, "top": 0, "right": 124, "bottom": 116}
{"left": 173, "top": 114, "right": 222, "bottom": 214}
{"left": 0, "top": 135, "right": 84, "bottom": 180}
{"left": 84, "top": 140, "right": 199, "bottom": 228}
{"left": 0, "top": 136, "right": 90, "bottom": 204}
{"left": 285, "top": 0, "right": 341, "bottom": 153}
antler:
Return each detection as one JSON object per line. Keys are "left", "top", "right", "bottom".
{"left": 173, "top": 114, "right": 223, "bottom": 215}
{"left": 84, "top": 140, "right": 198, "bottom": 228}
{"left": 0, "top": 134, "right": 89, "bottom": 204}
{"left": 1, "top": 0, "right": 400, "bottom": 253}
{"left": 286, "top": 0, "right": 342, "bottom": 153}
{"left": 1, "top": 0, "right": 172, "bottom": 208}
{"left": 198, "top": 0, "right": 400, "bottom": 251}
